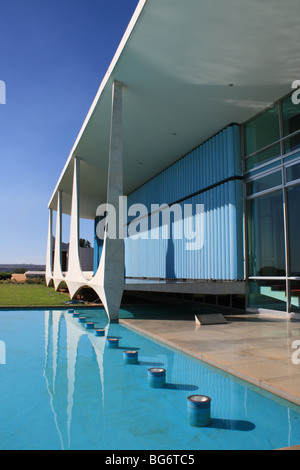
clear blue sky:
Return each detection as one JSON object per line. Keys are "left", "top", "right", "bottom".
{"left": 0, "top": 0, "right": 139, "bottom": 265}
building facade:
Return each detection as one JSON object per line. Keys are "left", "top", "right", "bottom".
{"left": 243, "top": 93, "right": 300, "bottom": 315}
{"left": 46, "top": 0, "right": 300, "bottom": 320}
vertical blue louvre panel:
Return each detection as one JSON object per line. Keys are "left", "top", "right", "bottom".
{"left": 123, "top": 124, "right": 244, "bottom": 280}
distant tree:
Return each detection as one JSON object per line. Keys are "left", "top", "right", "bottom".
{"left": 12, "top": 268, "right": 26, "bottom": 274}
{"left": 79, "top": 239, "right": 91, "bottom": 248}
{"left": 0, "top": 272, "right": 11, "bottom": 280}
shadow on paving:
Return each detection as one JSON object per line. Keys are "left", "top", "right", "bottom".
{"left": 119, "top": 300, "right": 248, "bottom": 322}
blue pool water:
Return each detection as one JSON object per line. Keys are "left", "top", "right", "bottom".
{"left": 0, "top": 307, "right": 300, "bottom": 450}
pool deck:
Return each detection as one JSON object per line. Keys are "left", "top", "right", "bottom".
{"left": 119, "top": 310, "right": 300, "bottom": 409}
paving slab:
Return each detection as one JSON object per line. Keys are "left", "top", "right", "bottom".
{"left": 119, "top": 311, "right": 300, "bottom": 407}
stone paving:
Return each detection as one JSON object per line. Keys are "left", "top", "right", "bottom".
{"left": 119, "top": 310, "right": 300, "bottom": 407}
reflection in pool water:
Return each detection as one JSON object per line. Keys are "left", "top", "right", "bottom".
{"left": 0, "top": 307, "right": 300, "bottom": 450}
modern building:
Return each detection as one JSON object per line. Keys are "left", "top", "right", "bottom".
{"left": 46, "top": 0, "right": 300, "bottom": 321}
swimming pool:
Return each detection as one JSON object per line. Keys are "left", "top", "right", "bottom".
{"left": 0, "top": 307, "right": 300, "bottom": 450}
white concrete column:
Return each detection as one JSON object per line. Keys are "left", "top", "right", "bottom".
{"left": 64, "top": 157, "right": 87, "bottom": 298}
{"left": 45, "top": 209, "right": 53, "bottom": 286}
{"left": 90, "top": 80, "right": 124, "bottom": 321}
{"left": 53, "top": 191, "right": 65, "bottom": 290}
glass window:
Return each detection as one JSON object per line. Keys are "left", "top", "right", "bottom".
{"left": 244, "top": 94, "right": 300, "bottom": 314}
{"left": 282, "top": 94, "right": 300, "bottom": 137}
{"left": 245, "top": 142, "right": 281, "bottom": 172}
{"left": 244, "top": 104, "right": 280, "bottom": 156}
{"left": 284, "top": 150, "right": 300, "bottom": 164}
{"left": 248, "top": 280, "right": 287, "bottom": 311}
{"left": 287, "top": 184, "right": 300, "bottom": 276}
{"left": 290, "top": 281, "right": 300, "bottom": 314}
{"left": 286, "top": 162, "right": 300, "bottom": 183}
{"left": 283, "top": 132, "right": 300, "bottom": 154}
{"left": 247, "top": 190, "right": 285, "bottom": 277}
{"left": 246, "top": 171, "right": 282, "bottom": 196}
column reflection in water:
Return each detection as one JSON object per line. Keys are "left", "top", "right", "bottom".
{"left": 43, "top": 310, "right": 109, "bottom": 450}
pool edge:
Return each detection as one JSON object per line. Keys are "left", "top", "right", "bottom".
{"left": 119, "top": 318, "right": 300, "bottom": 409}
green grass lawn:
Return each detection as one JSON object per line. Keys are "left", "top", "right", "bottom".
{"left": 0, "top": 284, "right": 71, "bottom": 307}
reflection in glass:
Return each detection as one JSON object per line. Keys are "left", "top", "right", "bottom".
{"left": 246, "top": 171, "right": 282, "bottom": 196}
{"left": 247, "top": 190, "right": 285, "bottom": 277}
{"left": 282, "top": 95, "right": 300, "bottom": 137}
{"left": 286, "top": 162, "right": 300, "bottom": 183}
{"left": 244, "top": 105, "right": 280, "bottom": 156}
{"left": 245, "top": 143, "right": 281, "bottom": 172}
{"left": 248, "top": 280, "right": 287, "bottom": 311}
{"left": 290, "top": 281, "right": 300, "bottom": 314}
{"left": 287, "top": 184, "right": 300, "bottom": 277}
{"left": 284, "top": 132, "right": 300, "bottom": 154}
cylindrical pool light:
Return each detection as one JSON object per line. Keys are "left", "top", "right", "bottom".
{"left": 106, "top": 338, "right": 119, "bottom": 348}
{"left": 123, "top": 350, "right": 138, "bottom": 364}
{"left": 72, "top": 311, "right": 80, "bottom": 317}
{"left": 85, "top": 322, "right": 94, "bottom": 330}
{"left": 94, "top": 329, "right": 105, "bottom": 337}
{"left": 148, "top": 368, "right": 166, "bottom": 388}
{"left": 67, "top": 309, "right": 74, "bottom": 314}
{"left": 187, "top": 395, "right": 211, "bottom": 427}
{"left": 78, "top": 316, "right": 86, "bottom": 323}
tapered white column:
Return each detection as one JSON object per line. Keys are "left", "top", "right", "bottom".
{"left": 90, "top": 80, "right": 124, "bottom": 321}
{"left": 64, "top": 157, "right": 87, "bottom": 298}
{"left": 45, "top": 209, "right": 53, "bottom": 286}
{"left": 53, "top": 191, "right": 65, "bottom": 290}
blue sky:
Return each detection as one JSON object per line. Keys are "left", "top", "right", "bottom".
{"left": 0, "top": 0, "right": 139, "bottom": 265}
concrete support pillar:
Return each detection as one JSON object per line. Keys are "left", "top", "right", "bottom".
{"left": 53, "top": 191, "right": 64, "bottom": 290}
{"left": 64, "top": 157, "right": 87, "bottom": 298}
{"left": 45, "top": 209, "right": 53, "bottom": 286}
{"left": 90, "top": 80, "right": 124, "bottom": 321}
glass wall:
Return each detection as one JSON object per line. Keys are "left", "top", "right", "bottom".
{"left": 244, "top": 104, "right": 281, "bottom": 171}
{"left": 290, "top": 281, "right": 300, "bottom": 314}
{"left": 247, "top": 189, "right": 285, "bottom": 277}
{"left": 243, "top": 91, "right": 300, "bottom": 315}
{"left": 287, "top": 184, "right": 300, "bottom": 277}
{"left": 248, "top": 279, "right": 287, "bottom": 312}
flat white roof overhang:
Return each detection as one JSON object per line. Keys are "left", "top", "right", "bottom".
{"left": 48, "top": 0, "right": 300, "bottom": 219}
